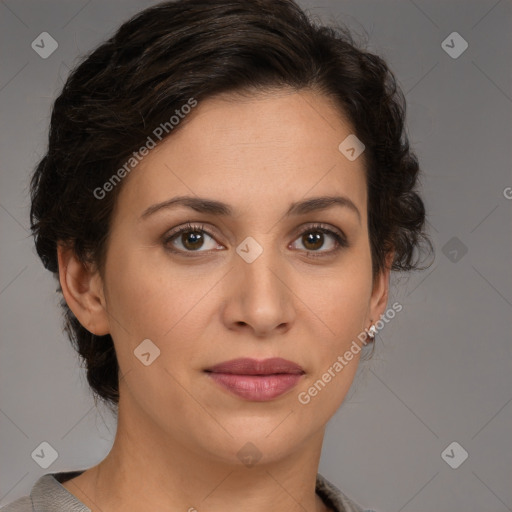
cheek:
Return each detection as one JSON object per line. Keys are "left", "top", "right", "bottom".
{"left": 104, "top": 251, "right": 165, "bottom": 334}
{"left": 295, "top": 274, "right": 370, "bottom": 419}
{"left": 103, "top": 243, "right": 218, "bottom": 357}
{"left": 311, "top": 264, "right": 373, "bottom": 341}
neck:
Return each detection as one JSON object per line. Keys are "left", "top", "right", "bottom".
{"left": 64, "top": 396, "right": 330, "bottom": 512}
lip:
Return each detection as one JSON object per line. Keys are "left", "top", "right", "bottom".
{"left": 205, "top": 358, "right": 305, "bottom": 401}
{"left": 206, "top": 357, "right": 304, "bottom": 375}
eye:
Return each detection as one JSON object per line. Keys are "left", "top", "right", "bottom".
{"left": 290, "top": 223, "right": 348, "bottom": 257}
{"left": 163, "top": 222, "right": 348, "bottom": 257}
{"left": 163, "top": 223, "right": 224, "bottom": 254}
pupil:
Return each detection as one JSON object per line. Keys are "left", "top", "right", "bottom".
{"left": 304, "top": 232, "right": 322, "bottom": 250}
{"left": 183, "top": 231, "right": 203, "bottom": 250}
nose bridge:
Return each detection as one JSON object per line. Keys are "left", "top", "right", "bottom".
{"left": 236, "top": 233, "right": 282, "bottom": 296}
{"left": 231, "top": 233, "right": 293, "bottom": 332}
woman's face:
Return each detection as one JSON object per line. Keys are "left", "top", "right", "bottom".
{"left": 88, "top": 89, "right": 389, "bottom": 464}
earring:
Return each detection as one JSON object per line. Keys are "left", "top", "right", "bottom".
{"left": 367, "top": 324, "right": 377, "bottom": 340}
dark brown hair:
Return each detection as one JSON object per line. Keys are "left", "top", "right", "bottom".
{"left": 30, "top": 0, "right": 432, "bottom": 409}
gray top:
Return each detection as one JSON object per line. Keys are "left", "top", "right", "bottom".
{"left": 1, "top": 470, "right": 376, "bottom": 512}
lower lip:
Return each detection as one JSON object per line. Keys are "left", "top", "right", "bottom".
{"left": 206, "top": 372, "right": 303, "bottom": 401}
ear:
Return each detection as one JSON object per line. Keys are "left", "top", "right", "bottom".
{"left": 367, "top": 251, "right": 394, "bottom": 326}
{"left": 57, "top": 242, "right": 110, "bottom": 336}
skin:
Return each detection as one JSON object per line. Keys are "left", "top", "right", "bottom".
{"left": 58, "top": 88, "right": 391, "bottom": 512}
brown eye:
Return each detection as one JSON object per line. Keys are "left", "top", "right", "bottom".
{"left": 179, "top": 230, "right": 205, "bottom": 251}
{"left": 291, "top": 224, "right": 348, "bottom": 256}
{"left": 164, "top": 223, "right": 223, "bottom": 254}
{"left": 301, "top": 231, "right": 325, "bottom": 251}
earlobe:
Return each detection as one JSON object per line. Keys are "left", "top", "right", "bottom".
{"left": 57, "top": 243, "right": 110, "bottom": 336}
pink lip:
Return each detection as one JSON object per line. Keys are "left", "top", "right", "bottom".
{"left": 205, "top": 358, "right": 305, "bottom": 401}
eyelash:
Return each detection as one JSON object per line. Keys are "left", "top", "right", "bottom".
{"left": 163, "top": 222, "right": 348, "bottom": 258}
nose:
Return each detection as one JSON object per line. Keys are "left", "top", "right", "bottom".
{"left": 221, "top": 238, "right": 295, "bottom": 338}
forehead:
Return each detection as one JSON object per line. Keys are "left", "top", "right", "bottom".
{"left": 113, "top": 89, "right": 368, "bottom": 222}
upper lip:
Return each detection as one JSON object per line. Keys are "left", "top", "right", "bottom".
{"left": 205, "top": 357, "right": 305, "bottom": 375}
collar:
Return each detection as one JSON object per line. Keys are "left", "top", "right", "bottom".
{"left": 29, "top": 470, "right": 368, "bottom": 512}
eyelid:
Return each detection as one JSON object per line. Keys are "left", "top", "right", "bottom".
{"left": 291, "top": 222, "right": 346, "bottom": 243}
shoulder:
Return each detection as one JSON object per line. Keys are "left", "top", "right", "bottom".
{"left": 0, "top": 471, "right": 89, "bottom": 512}
{"left": 0, "top": 496, "right": 33, "bottom": 512}
{"left": 316, "top": 473, "right": 377, "bottom": 512}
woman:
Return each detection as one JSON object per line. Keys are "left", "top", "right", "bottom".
{"left": 2, "top": 0, "right": 431, "bottom": 511}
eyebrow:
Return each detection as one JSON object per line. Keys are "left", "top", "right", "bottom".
{"left": 139, "top": 195, "right": 361, "bottom": 224}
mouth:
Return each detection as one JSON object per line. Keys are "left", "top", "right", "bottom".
{"left": 205, "top": 357, "right": 305, "bottom": 375}
{"left": 204, "top": 357, "right": 305, "bottom": 401}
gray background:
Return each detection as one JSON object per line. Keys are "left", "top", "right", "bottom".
{"left": 1, "top": 1, "right": 511, "bottom": 510}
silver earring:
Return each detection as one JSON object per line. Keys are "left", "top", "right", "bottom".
{"left": 367, "top": 324, "right": 377, "bottom": 340}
